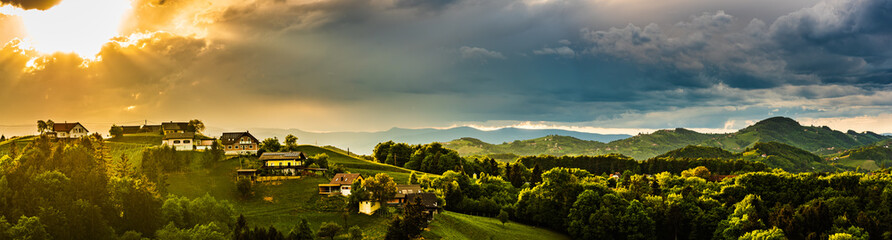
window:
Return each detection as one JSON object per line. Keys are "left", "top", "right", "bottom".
{"left": 183, "top": 140, "right": 191, "bottom": 144}
{"left": 288, "top": 162, "right": 291, "bottom": 166}
{"left": 248, "top": 145, "right": 253, "bottom": 149}
{"left": 173, "top": 140, "right": 181, "bottom": 144}
{"left": 227, "top": 146, "right": 232, "bottom": 149}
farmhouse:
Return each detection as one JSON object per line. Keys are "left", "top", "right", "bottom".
{"left": 161, "top": 133, "right": 215, "bottom": 151}
{"left": 319, "top": 173, "right": 362, "bottom": 196}
{"left": 162, "top": 122, "right": 192, "bottom": 134}
{"left": 48, "top": 122, "right": 89, "bottom": 139}
{"left": 221, "top": 132, "right": 260, "bottom": 155}
{"left": 259, "top": 152, "right": 307, "bottom": 175}
{"left": 120, "top": 126, "right": 142, "bottom": 135}
{"left": 359, "top": 185, "right": 441, "bottom": 216}
{"left": 359, "top": 184, "right": 424, "bottom": 215}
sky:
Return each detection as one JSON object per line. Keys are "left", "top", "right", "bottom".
{"left": 0, "top": 0, "right": 891, "bottom": 137}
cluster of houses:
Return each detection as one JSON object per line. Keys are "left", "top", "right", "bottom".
{"left": 115, "top": 122, "right": 263, "bottom": 155}
{"left": 317, "top": 173, "right": 440, "bottom": 216}
{"left": 40, "top": 120, "right": 442, "bottom": 217}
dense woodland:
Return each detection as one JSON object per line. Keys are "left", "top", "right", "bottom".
{"left": 373, "top": 140, "right": 892, "bottom": 240}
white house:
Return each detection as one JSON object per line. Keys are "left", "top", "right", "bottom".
{"left": 161, "top": 133, "right": 215, "bottom": 151}
{"left": 50, "top": 122, "right": 89, "bottom": 139}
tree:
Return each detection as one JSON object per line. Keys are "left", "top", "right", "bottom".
{"left": 237, "top": 178, "right": 253, "bottom": 198}
{"left": 261, "top": 137, "right": 282, "bottom": 153}
{"left": 363, "top": 173, "right": 398, "bottom": 206}
{"left": 285, "top": 134, "right": 298, "bottom": 146}
{"left": 317, "top": 222, "right": 342, "bottom": 240}
{"left": 681, "top": 166, "right": 712, "bottom": 179}
{"left": 401, "top": 196, "right": 429, "bottom": 238}
{"left": 348, "top": 178, "right": 369, "bottom": 213}
{"left": 46, "top": 120, "right": 54, "bottom": 132}
{"left": 8, "top": 216, "right": 51, "bottom": 240}
{"left": 110, "top": 125, "right": 124, "bottom": 138}
{"left": 1, "top": 135, "right": 6, "bottom": 141}
{"left": 408, "top": 172, "right": 419, "bottom": 185}
{"left": 289, "top": 218, "right": 314, "bottom": 240}
{"left": 384, "top": 217, "right": 407, "bottom": 240}
{"left": 312, "top": 153, "right": 330, "bottom": 168}
{"left": 739, "top": 227, "right": 787, "bottom": 240}
{"left": 37, "top": 120, "right": 47, "bottom": 133}
{"left": 374, "top": 141, "right": 394, "bottom": 163}
{"left": 188, "top": 119, "right": 205, "bottom": 133}
{"left": 498, "top": 209, "right": 509, "bottom": 226}
{"left": 348, "top": 225, "right": 363, "bottom": 240}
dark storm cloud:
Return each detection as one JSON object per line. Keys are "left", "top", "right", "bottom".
{"left": 3, "top": 0, "right": 892, "bottom": 133}
{"left": 0, "top": 0, "right": 61, "bottom": 10}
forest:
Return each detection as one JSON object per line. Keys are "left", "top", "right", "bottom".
{"left": 374, "top": 141, "right": 892, "bottom": 240}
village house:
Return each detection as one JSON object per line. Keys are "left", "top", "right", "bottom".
{"left": 359, "top": 185, "right": 441, "bottom": 217}
{"left": 161, "top": 132, "right": 215, "bottom": 151}
{"left": 117, "top": 124, "right": 163, "bottom": 135}
{"left": 221, "top": 132, "right": 260, "bottom": 155}
{"left": 120, "top": 126, "right": 142, "bottom": 135}
{"left": 47, "top": 122, "right": 89, "bottom": 139}
{"left": 259, "top": 152, "right": 307, "bottom": 175}
{"left": 141, "top": 125, "right": 162, "bottom": 134}
{"left": 162, "top": 122, "right": 192, "bottom": 135}
{"left": 360, "top": 184, "right": 426, "bottom": 215}
{"left": 319, "top": 173, "right": 362, "bottom": 196}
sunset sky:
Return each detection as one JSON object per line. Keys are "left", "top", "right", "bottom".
{"left": 1, "top": 0, "right": 890, "bottom": 136}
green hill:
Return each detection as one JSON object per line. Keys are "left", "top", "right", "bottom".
{"left": 445, "top": 136, "right": 606, "bottom": 160}
{"left": 701, "top": 117, "right": 887, "bottom": 153}
{"left": 166, "top": 144, "right": 567, "bottom": 239}
{"left": 443, "top": 117, "right": 889, "bottom": 160}
{"left": 739, "top": 142, "right": 829, "bottom": 171}
{"left": 654, "top": 145, "right": 737, "bottom": 159}
{"left": 422, "top": 211, "right": 569, "bottom": 240}
{"left": 830, "top": 139, "right": 892, "bottom": 170}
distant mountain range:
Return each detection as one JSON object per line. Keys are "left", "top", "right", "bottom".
{"left": 243, "top": 127, "right": 631, "bottom": 155}
{"left": 444, "top": 117, "right": 890, "bottom": 160}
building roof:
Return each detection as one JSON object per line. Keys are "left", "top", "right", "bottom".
{"left": 405, "top": 193, "right": 439, "bottom": 208}
{"left": 141, "top": 125, "right": 162, "bottom": 132}
{"left": 259, "top": 152, "right": 307, "bottom": 161}
{"left": 220, "top": 132, "right": 259, "bottom": 145}
{"left": 120, "top": 126, "right": 142, "bottom": 134}
{"left": 52, "top": 122, "right": 87, "bottom": 133}
{"left": 162, "top": 122, "right": 191, "bottom": 131}
{"left": 162, "top": 132, "right": 195, "bottom": 140}
{"left": 330, "top": 173, "right": 362, "bottom": 185}
{"left": 395, "top": 185, "right": 423, "bottom": 199}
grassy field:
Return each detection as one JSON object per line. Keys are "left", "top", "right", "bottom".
{"left": 106, "top": 133, "right": 162, "bottom": 168}
{"left": 423, "top": 211, "right": 570, "bottom": 240}
{"left": 295, "top": 145, "right": 419, "bottom": 184}
{"left": 833, "top": 158, "right": 880, "bottom": 171}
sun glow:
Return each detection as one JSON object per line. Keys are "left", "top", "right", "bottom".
{"left": 0, "top": 0, "right": 131, "bottom": 57}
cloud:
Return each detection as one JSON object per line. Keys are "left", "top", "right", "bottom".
{"left": 533, "top": 46, "right": 575, "bottom": 58}
{"left": 0, "top": 0, "right": 61, "bottom": 10}
{"left": 460, "top": 46, "right": 505, "bottom": 60}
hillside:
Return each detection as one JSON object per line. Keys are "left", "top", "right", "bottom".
{"left": 247, "top": 127, "right": 630, "bottom": 155}
{"left": 166, "top": 145, "right": 567, "bottom": 239}
{"left": 445, "top": 135, "right": 606, "bottom": 160}
{"left": 654, "top": 145, "right": 737, "bottom": 159}
{"left": 422, "top": 211, "right": 570, "bottom": 240}
{"left": 442, "top": 117, "right": 890, "bottom": 160}
{"left": 830, "top": 139, "right": 892, "bottom": 170}
{"left": 701, "top": 117, "right": 887, "bottom": 153}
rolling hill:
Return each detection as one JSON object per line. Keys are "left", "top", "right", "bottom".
{"left": 443, "top": 117, "right": 890, "bottom": 160}
{"left": 244, "top": 127, "right": 630, "bottom": 155}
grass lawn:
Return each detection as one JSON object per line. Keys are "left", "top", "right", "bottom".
{"left": 167, "top": 145, "right": 425, "bottom": 239}
{"left": 106, "top": 133, "right": 162, "bottom": 169}
{"left": 296, "top": 145, "right": 421, "bottom": 184}
{"left": 423, "top": 211, "right": 570, "bottom": 240}
{"left": 834, "top": 158, "right": 880, "bottom": 171}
